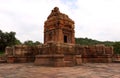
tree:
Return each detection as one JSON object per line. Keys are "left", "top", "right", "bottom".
{"left": 34, "top": 41, "right": 42, "bottom": 45}
{"left": 24, "top": 40, "right": 34, "bottom": 46}
{"left": 15, "top": 39, "right": 21, "bottom": 45}
{"left": 0, "top": 30, "right": 21, "bottom": 51}
{"left": 75, "top": 37, "right": 101, "bottom": 45}
{"left": 24, "top": 40, "right": 42, "bottom": 46}
{"left": 113, "top": 42, "right": 120, "bottom": 54}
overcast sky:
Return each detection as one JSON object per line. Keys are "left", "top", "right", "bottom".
{"left": 0, "top": 0, "right": 120, "bottom": 43}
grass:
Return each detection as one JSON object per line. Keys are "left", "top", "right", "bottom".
{"left": 0, "top": 51, "right": 4, "bottom": 56}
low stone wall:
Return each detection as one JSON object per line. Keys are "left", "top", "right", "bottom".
{"left": 81, "top": 45, "right": 113, "bottom": 63}
{"left": 5, "top": 45, "right": 42, "bottom": 63}
{"left": 5, "top": 43, "right": 114, "bottom": 66}
{"left": 82, "top": 54, "right": 113, "bottom": 63}
{"left": 7, "top": 56, "right": 35, "bottom": 63}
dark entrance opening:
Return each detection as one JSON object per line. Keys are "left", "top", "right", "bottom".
{"left": 64, "top": 35, "right": 67, "bottom": 43}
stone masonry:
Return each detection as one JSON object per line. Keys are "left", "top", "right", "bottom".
{"left": 5, "top": 45, "right": 41, "bottom": 63}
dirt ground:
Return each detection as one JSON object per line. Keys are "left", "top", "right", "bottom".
{"left": 0, "top": 63, "right": 120, "bottom": 78}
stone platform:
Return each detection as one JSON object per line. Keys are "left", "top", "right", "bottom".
{"left": 34, "top": 42, "right": 113, "bottom": 66}
{"left": 5, "top": 42, "right": 114, "bottom": 66}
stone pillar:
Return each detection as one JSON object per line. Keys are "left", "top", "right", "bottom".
{"left": 71, "top": 30, "right": 75, "bottom": 44}
{"left": 75, "top": 55, "right": 82, "bottom": 65}
{"left": 57, "top": 29, "right": 63, "bottom": 43}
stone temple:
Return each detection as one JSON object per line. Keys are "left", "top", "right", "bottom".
{"left": 44, "top": 7, "right": 75, "bottom": 44}
{"left": 5, "top": 7, "right": 114, "bottom": 66}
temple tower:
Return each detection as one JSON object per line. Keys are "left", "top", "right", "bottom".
{"left": 44, "top": 7, "right": 75, "bottom": 44}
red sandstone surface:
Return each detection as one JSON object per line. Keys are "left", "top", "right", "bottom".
{"left": 0, "top": 63, "right": 120, "bottom": 78}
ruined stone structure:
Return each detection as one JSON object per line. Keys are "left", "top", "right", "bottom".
{"left": 5, "top": 43, "right": 113, "bottom": 66}
{"left": 5, "top": 45, "right": 40, "bottom": 63}
{"left": 4, "top": 7, "right": 114, "bottom": 66}
{"left": 44, "top": 7, "right": 75, "bottom": 44}
{"left": 34, "top": 7, "right": 114, "bottom": 66}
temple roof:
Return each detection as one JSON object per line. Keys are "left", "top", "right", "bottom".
{"left": 44, "top": 7, "right": 74, "bottom": 30}
{"left": 47, "top": 7, "right": 74, "bottom": 23}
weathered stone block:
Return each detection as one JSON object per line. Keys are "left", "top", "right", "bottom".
{"left": 7, "top": 56, "right": 16, "bottom": 63}
{"left": 18, "top": 57, "right": 27, "bottom": 63}
{"left": 34, "top": 55, "right": 53, "bottom": 66}
{"left": 105, "top": 47, "right": 113, "bottom": 54}
{"left": 34, "top": 54, "right": 65, "bottom": 66}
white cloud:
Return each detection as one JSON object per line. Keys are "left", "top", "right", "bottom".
{"left": 73, "top": 0, "right": 120, "bottom": 41}
{"left": 0, "top": 0, "right": 120, "bottom": 43}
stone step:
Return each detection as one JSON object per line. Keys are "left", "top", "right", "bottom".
{"left": 113, "top": 60, "right": 120, "bottom": 63}
{"left": 64, "top": 61, "right": 74, "bottom": 67}
{"left": 0, "top": 60, "right": 7, "bottom": 63}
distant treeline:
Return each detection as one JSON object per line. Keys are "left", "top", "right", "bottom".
{"left": 75, "top": 37, "right": 113, "bottom": 46}
{"left": 0, "top": 30, "right": 42, "bottom": 52}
